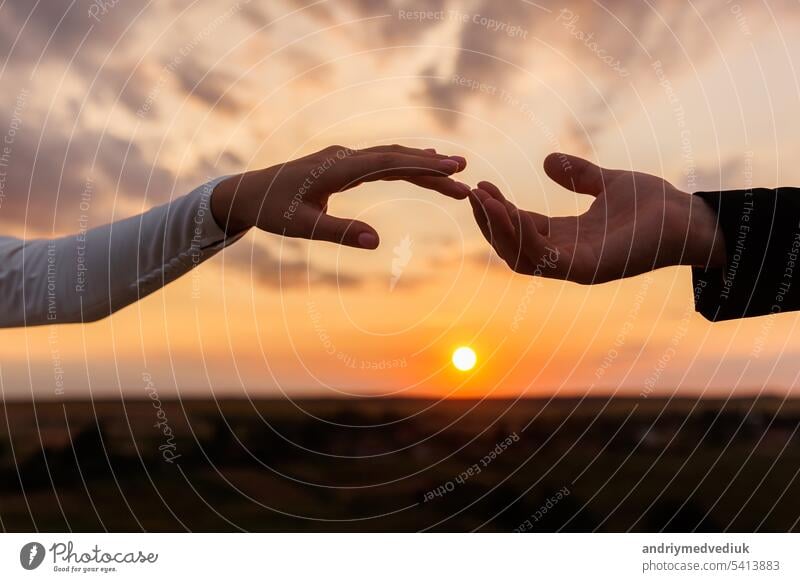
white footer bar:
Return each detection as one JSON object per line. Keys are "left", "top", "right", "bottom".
{"left": 0, "top": 533, "right": 796, "bottom": 580}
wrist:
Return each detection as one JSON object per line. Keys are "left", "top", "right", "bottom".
{"left": 211, "top": 175, "right": 253, "bottom": 235}
{"left": 679, "top": 192, "right": 726, "bottom": 269}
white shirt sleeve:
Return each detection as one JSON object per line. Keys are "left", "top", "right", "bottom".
{"left": 0, "top": 177, "right": 244, "bottom": 328}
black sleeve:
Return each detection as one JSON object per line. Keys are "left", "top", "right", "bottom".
{"left": 692, "top": 188, "right": 800, "bottom": 322}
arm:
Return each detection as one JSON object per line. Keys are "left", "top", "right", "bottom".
{"left": 0, "top": 177, "right": 236, "bottom": 327}
{"left": 0, "top": 144, "right": 467, "bottom": 328}
{"left": 692, "top": 188, "right": 800, "bottom": 321}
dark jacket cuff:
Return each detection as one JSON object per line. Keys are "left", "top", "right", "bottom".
{"left": 692, "top": 188, "right": 800, "bottom": 322}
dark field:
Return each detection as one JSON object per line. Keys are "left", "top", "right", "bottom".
{"left": 1, "top": 396, "right": 799, "bottom": 532}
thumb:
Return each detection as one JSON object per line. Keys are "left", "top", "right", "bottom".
{"left": 309, "top": 213, "right": 380, "bottom": 249}
{"left": 543, "top": 153, "right": 620, "bottom": 196}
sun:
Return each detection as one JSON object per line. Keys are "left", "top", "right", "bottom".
{"left": 452, "top": 346, "right": 477, "bottom": 372}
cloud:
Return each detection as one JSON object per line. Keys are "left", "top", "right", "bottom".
{"left": 420, "top": 0, "right": 536, "bottom": 127}
{"left": 224, "top": 240, "right": 364, "bottom": 289}
{"left": 1, "top": 0, "right": 797, "bottom": 238}
{"left": 86, "top": 60, "right": 164, "bottom": 118}
{"left": 415, "top": 0, "right": 759, "bottom": 130}
{"left": 288, "top": 0, "right": 446, "bottom": 43}
{"left": 692, "top": 156, "right": 752, "bottom": 192}
{"left": 1, "top": 0, "right": 145, "bottom": 65}
{"left": 0, "top": 111, "right": 177, "bottom": 231}
{"left": 171, "top": 60, "right": 244, "bottom": 114}
{"left": 0, "top": 1, "right": 166, "bottom": 230}
{"left": 239, "top": 3, "right": 271, "bottom": 28}
{"left": 0, "top": 1, "right": 256, "bottom": 231}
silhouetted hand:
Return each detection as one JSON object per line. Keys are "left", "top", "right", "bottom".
{"left": 212, "top": 144, "right": 468, "bottom": 249}
{"left": 470, "top": 153, "right": 726, "bottom": 284}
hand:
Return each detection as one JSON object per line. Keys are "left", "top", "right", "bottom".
{"left": 211, "top": 144, "right": 469, "bottom": 249}
{"left": 469, "top": 153, "right": 726, "bottom": 284}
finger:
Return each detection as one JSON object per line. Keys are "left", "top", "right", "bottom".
{"left": 360, "top": 145, "right": 467, "bottom": 171}
{"left": 476, "top": 180, "right": 550, "bottom": 234}
{"left": 337, "top": 153, "right": 463, "bottom": 185}
{"left": 477, "top": 180, "right": 522, "bottom": 221}
{"left": 479, "top": 191, "right": 523, "bottom": 269}
{"left": 485, "top": 199, "right": 522, "bottom": 268}
{"left": 513, "top": 208, "right": 559, "bottom": 277}
{"left": 477, "top": 180, "right": 506, "bottom": 201}
{"left": 360, "top": 144, "right": 441, "bottom": 157}
{"left": 543, "top": 152, "right": 622, "bottom": 196}
{"left": 470, "top": 189, "right": 507, "bottom": 258}
{"left": 481, "top": 192, "right": 517, "bottom": 243}
{"left": 306, "top": 212, "right": 380, "bottom": 249}
{"left": 394, "top": 176, "right": 472, "bottom": 199}
{"left": 468, "top": 190, "right": 493, "bottom": 243}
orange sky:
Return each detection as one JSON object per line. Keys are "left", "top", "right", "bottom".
{"left": 2, "top": 0, "right": 800, "bottom": 399}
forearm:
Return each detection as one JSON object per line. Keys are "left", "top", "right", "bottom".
{"left": 0, "top": 177, "right": 243, "bottom": 327}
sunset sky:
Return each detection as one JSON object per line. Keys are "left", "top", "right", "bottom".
{"left": 2, "top": 0, "right": 800, "bottom": 400}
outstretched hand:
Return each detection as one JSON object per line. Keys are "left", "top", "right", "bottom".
{"left": 469, "top": 153, "right": 726, "bottom": 284}
{"left": 212, "top": 144, "right": 468, "bottom": 249}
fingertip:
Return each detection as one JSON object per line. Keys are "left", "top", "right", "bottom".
{"left": 452, "top": 181, "right": 471, "bottom": 199}
{"left": 448, "top": 155, "right": 467, "bottom": 170}
{"left": 477, "top": 180, "right": 506, "bottom": 201}
{"left": 436, "top": 179, "right": 471, "bottom": 199}
{"left": 440, "top": 159, "right": 460, "bottom": 173}
{"left": 357, "top": 231, "right": 379, "bottom": 250}
{"left": 544, "top": 152, "right": 565, "bottom": 166}
{"left": 543, "top": 152, "right": 567, "bottom": 179}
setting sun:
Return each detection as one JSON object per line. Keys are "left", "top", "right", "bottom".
{"left": 452, "top": 346, "right": 477, "bottom": 372}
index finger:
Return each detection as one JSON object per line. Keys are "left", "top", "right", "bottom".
{"left": 360, "top": 145, "right": 467, "bottom": 171}
{"left": 335, "top": 152, "right": 463, "bottom": 187}
{"left": 392, "top": 175, "right": 472, "bottom": 199}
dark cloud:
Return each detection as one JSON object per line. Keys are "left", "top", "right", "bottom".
{"left": 0, "top": 0, "right": 794, "bottom": 236}
{"left": 1, "top": 0, "right": 145, "bottom": 66}
{"left": 0, "top": 0, "right": 172, "bottom": 230}
{"left": 416, "top": 0, "right": 760, "bottom": 129}
{"left": 0, "top": 107, "right": 177, "bottom": 230}
{"left": 171, "top": 61, "right": 244, "bottom": 114}
{"left": 239, "top": 3, "right": 271, "bottom": 28}
{"left": 0, "top": 1, "right": 253, "bottom": 230}
{"left": 224, "top": 241, "right": 364, "bottom": 289}
{"left": 0, "top": 81, "right": 248, "bottom": 232}
{"left": 284, "top": 0, "right": 538, "bottom": 127}
{"left": 91, "top": 61, "right": 162, "bottom": 118}
{"left": 288, "top": 0, "right": 446, "bottom": 43}
{"left": 418, "top": 0, "right": 544, "bottom": 127}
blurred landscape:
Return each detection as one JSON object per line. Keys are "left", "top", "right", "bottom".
{"left": 1, "top": 396, "right": 799, "bottom": 532}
